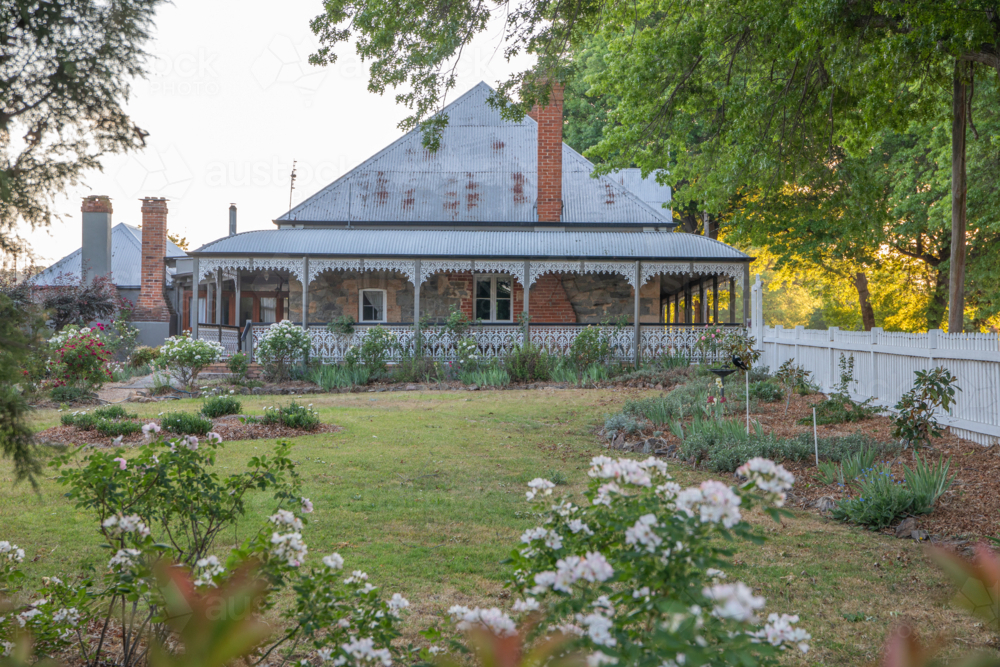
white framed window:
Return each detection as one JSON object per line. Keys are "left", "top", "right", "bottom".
{"left": 474, "top": 275, "right": 513, "bottom": 322}
{"left": 359, "top": 289, "right": 387, "bottom": 323}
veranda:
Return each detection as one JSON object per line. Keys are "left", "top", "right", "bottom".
{"left": 189, "top": 257, "right": 751, "bottom": 365}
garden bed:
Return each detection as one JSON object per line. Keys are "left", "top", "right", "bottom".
{"left": 35, "top": 414, "right": 340, "bottom": 447}
{"left": 140, "top": 365, "right": 698, "bottom": 398}
{"left": 613, "top": 388, "right": 1000, "bottom": 541}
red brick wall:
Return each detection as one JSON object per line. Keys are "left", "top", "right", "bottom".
{"left": 442, "top": 271, "right": 575, "bottom": 323}
{"left": 534, "top": 84, "right": 564, "bottom": 223}
{"left": 134, "top": 197, "right": 171, "bottom": 322}
{"left": 528, "top": 273, "right": 576, "bottom": 322}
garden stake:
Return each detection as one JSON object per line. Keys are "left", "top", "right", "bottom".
{"left": 813, "top": 407, "right": 819, "bottom": 467}
{"left": 745, "top": 370, "right": 750, "bottom": 434}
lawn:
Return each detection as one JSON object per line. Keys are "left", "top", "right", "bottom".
{"left": 2, "top": 389, "right": 994, "bottom": 665}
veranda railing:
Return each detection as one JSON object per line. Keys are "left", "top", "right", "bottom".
{"left": 244, "top": 322, "right": 745, "bottom": 365}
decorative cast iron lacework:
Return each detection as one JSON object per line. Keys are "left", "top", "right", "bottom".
{"left": 308, "top": 259, "right": 362, "bottom": 284}
{"left": 196, "top": 326, "right": 240, "bottom": 359}
{"left": 299, "top": 324, "right": 525, "bottom": 363}
{"left": 363, "top": 259, "right": 416, "bottom": 283}
{"left": 420, "top": 260, "right": 473, "bottom": 285}
{"left": 253, "top": 258, "right": 305, "bottom": 282}
{"left": 582, "top": 262, "right": 637, "bottom": 289}
{"left": 529, "top": 261, "right": 583, "bottom": 287}
{"left": 197, "top": 258, "right": 254, "bottom": 283}
{"left": 250, "top": 322, "right": 740, "bottom": 364}
{"left": 640, "top": 262, "right": 690, "bottom": 286}
{"left": 693, "top": 263, "right": 744, "bottom": 281}
{"left": 475, "top": 261, "right": 524, "bottom": 286}
{"left": 530, "top": 325, "right": 634, "bottom": 362}
{"left": 639, "top": 325, "right": 745, "bottom": 363}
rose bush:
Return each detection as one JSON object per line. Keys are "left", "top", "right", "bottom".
{"left": 0, "top": 431, "right": 407, "bottom": 666}
{"left": 47, "top": 325, "right": 113, "bottom": 390}
{"left": 694, "top": 324, "right": 728, "bottom": 362}
{"left": 256, "top": 320, "right": 312, "bottom": 382}
{"left": 494, "top": 455, "right": 809, "bottom": 667}
{"left": 158, "top": 333, "right": 224, "bottom": 388}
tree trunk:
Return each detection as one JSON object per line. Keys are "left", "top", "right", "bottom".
{"left": 853, "top": 272, "right": 876, "bottom": 331}
{"left": 702, "top": 211, "right": 718, "bottom": 239}
{"left": 679, "top": 211, "right": 699, "bottom": 234}
{"left": 925, "top": 261, "right": 950, "bottom": 331}
{"left": 948, "top": 59, "right": 968, "bottom": 333}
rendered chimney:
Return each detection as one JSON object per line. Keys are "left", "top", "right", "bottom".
{"left": 134, "top": 197, "right": 171, "bottom": 322}
{"left": 534, "top": 84, "right": 564, "bottom": 223}
{"left": 229, "top": 203, "right": 237, "bottom": 236}
{"left": 81, "top": 196, "right": 113, "bottom": 284}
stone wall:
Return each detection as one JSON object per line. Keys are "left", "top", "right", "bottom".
{"left": 560, "top": 273, "right": 661, "bottom": 323}
{"left": 290, "top": 271, "right": 662, "bottom": 324}
{"left": 297, "top": 271, "right": 413, "bottom": 323}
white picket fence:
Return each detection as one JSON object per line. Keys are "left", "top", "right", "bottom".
{"left": 755, "top": 323, "right": 1000, "bottom": 445}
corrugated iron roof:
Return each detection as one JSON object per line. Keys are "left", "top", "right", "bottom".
{"left": 193, "top": 228, "right": 748, "bottom": 261}
{"left": 276, "top": 83, "right": 673, "bottom": 226}
{"left": 33, "top": 223, "right": 188, "bottom": 288}
{"left": 611, "top": 169, "right": 672, "bottom": 214}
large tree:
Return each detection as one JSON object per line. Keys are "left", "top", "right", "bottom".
{"left": 0, "top": 0, "right": 163, "bottom": 253}
{"left": 310, "top": 0, "right": 1000, "bottom": 330}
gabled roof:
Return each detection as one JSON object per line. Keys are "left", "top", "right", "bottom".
{"left": 276, "top": 82, "right": 673, "bottom": 227}
{"left": 193, "top": 228, "right": 747, "bottom": 262}
{"left": 33, "top": 223, "right": 188, "bottom": 289}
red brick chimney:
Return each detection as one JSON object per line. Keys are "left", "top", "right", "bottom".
{"left": 534, "top": 83, "right": 564, "bottom": 223}
{"left": 134, "top": 197, "right": 171, "bottom": 322}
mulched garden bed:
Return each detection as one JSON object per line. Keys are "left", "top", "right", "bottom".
{"left": 615, "top": 389, "right": 1000, "bottom": 541}
{"left": 35, "top": 414, "right": 340, "bottom": 448}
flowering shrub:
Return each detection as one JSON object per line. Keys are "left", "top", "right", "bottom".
{"left": 0, "top": 431, "right": 406, "bottom": 666}
{"left": 694, "top": 324, "right": 728, "bottom": 361}
{"left": 257, "top": 320, "right": 312, "bottom": 382}
{"left": 498, "top": 455, "right": 808, "bottom": 667}
{"left": 47, "top": 325, "right": 113, "bottom": 390}
{"left": 158, "top": 333, "right": 224, "bottom": 388}
{"left": 455, "top": 336, "right": 480, "bottom": 368}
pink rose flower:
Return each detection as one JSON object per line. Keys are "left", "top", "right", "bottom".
{"left": 113, "top": 457, "right": 127, "bottom": 470}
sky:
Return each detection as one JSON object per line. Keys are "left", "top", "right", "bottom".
{"left": 21, "top": 0, "right": 532, "bottom": 266}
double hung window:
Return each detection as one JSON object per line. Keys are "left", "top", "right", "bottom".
{"left": 360, "top": 289, "right": 387, "bottom": 323}
{"left": 474, "top": 275, "right": 512, "bottom": 322}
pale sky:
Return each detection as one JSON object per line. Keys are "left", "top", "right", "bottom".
{"left": 21, "top": 0, "right": 531, "bottom": 265}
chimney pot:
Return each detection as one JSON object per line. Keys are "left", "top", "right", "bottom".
{"left": 229, "top": 203, "right": 237, "bottom": 236}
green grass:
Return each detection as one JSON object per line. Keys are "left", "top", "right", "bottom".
{"left": 3, "top": 390, "right": 995, "bottom": 664}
